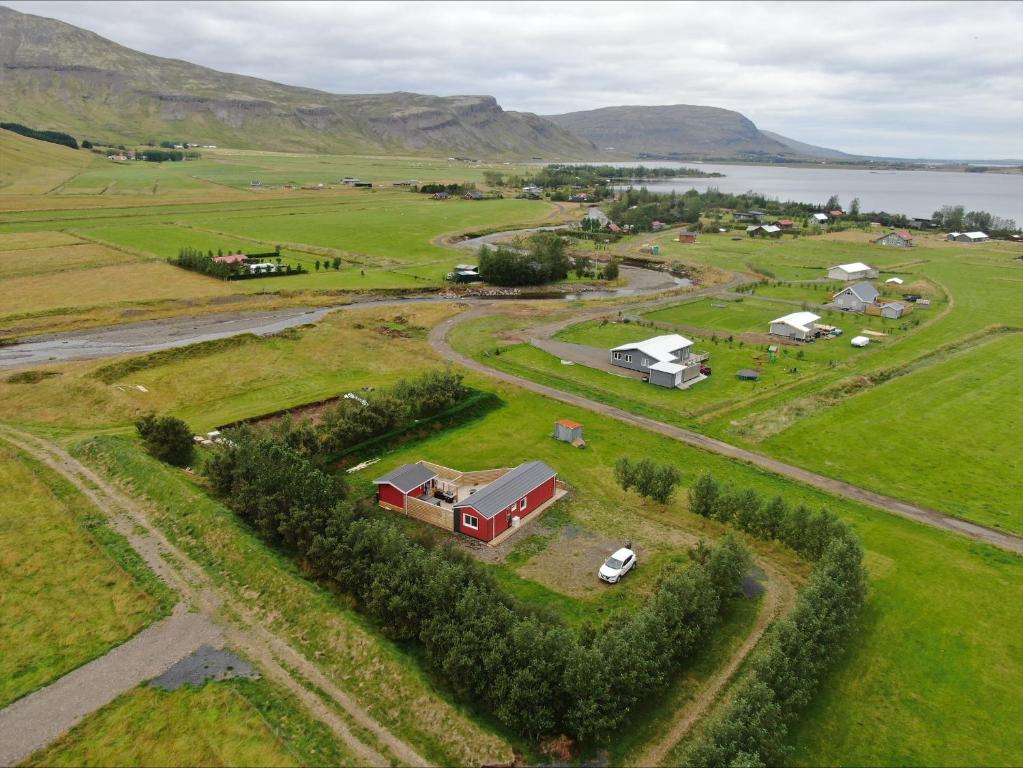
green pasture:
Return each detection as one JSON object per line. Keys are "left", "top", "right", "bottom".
{"left": 24, "top": 676, "right": 359, "bottom": 767}
{"left": 0, "top": 442, "right": 171, "bottom": 708}
{"left": 764, "top": 331, "right": 1023, "bottom": 534}
{"left": 345, "top": 372, "right": 1023, "bottom": 767}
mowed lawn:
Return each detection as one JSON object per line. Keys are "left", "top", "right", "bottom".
{"left": 23, "top": 677, "right": 359, "bottom": 767}
{"left": 764, "top": 332, "right": 1023, "bottom": 534}
{"left": 0, "top": 443, "right": 168, "bottom": 708}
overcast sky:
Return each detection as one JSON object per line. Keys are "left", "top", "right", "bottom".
{"left": 8, "top": 0, "right": 1023, "bottom": 158}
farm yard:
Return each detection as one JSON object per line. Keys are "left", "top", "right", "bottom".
{"left": 0, "top": 134, "right": 1021, "bottom": 768}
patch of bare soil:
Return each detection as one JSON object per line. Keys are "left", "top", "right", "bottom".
{"left": 516, "top": 526, "right": 637, "bottom": 599}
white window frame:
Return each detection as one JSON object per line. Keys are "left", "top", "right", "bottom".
{"left": 462, "top": 513, "right": 479, "bottom": 530}
{"left": 624, "top": 354, "right": 632, "bottom": 363}
{"left": 613, "top": 351, "right": 621, "bottom": 360}
{"left": 519, "top": 497, "right": 527, "bottom": 511}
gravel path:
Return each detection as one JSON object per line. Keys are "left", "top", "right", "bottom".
{"left": 0, "top": 425, "right": 426, "bottom": 767}
{"left": 429, "top": 308, "right": 1023, "bottom": 555}
{"left": 0, "top": 607, "right": 223, "bottom": 766}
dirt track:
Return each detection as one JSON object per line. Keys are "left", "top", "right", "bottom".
{"left": 428, "top": 306, "right": 1023, "bottom": 555}
{"left": 0, "top": 425, "right": 427, "bottom": 767}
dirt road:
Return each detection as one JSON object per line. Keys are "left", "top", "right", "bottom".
{"left": 429, "top": 307, "right": 1023, "bottom": 555}
{"left": 0, "top": 425, "right": 427, "bottom": 767}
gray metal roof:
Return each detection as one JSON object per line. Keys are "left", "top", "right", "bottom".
{"left": 454, "top": 461, "right": 557, "bottom": 519}
{"left": 844, "top": 282, "right": 879, "bottom": 302}
{"left": 373, "top": 463, "right": 437, "bottom": 493}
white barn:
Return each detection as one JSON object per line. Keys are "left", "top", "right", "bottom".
{"left": 946, "top": 231, "right": 990, "bottom": 243}
{"left": 828, "top": 262, "right": 878, "bottom": 281}
{"left": 808, "top": 213, "right": 830, "bottom": 226}
{"left": 769, "top": 311, "right": 821, "bottom": 341}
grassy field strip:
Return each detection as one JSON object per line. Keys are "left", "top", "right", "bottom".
{"left": 0, "top": 439, "right": 172, "bottom": 709}
{"left": 22, "top": 674, "right": 367, "bottom": 767}
{"left": 0, "top": 425, "right": 416, "bottom": 767}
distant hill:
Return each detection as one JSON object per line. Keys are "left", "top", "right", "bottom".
{"left": 0, "top": 6, "right": 594, "bottom": 159}
{"left": 759, "top": 130, "right": 864, "bottom": 161}
{"left": 545, "top": 104, "right": 856, "bottom": 161}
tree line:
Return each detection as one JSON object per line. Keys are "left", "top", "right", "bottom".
{"left": 931, "top": 205, "right": 1017, "bottom": 234}
{"left": 318, "top": 370, "right": 470, "bottom": 455}
{"left": 169, "top": 246, "right": 305, "bottom": 280}
{"left": 477, "top": 232, "right": 571, "bottom": 286}
{"left": 1, "top": 121, "right": 79, "bottom": 149}
{"left": 681, "top": 474, "right": 869, "bottom": 766}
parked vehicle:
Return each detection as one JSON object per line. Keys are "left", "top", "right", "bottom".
{"left": 700, "top": 365, "right": 712, "bottom": 376}
{"left": 599, "top": 546, "right": 637, "bottom": 583}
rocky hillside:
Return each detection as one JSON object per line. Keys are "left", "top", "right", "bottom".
{"left": 0, "top": 6, "right": 594, "bottom": 158}
{"left": 545, "top": 104, "right": 813, "bottom": 160}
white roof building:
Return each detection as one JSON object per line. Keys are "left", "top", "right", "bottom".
{"left": 828, "top": 262, "right": 878, "bottom": 280}
{"left": 611, "top": 334, "right": 693, "bottom": 363}
{"left": 770, "top": 311, "right": 821, "bottom": 334}
{"left": 885, "top": 277, "right": 904, "bottom": 284}
{"left": 811, "top": 213, "right": 830, "bottom": 222}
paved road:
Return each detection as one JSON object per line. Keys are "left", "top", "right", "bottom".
{"left": 0, "top": 607, "right": 223, "bottom": 766}
{"left": 429, "top": 307, "right": 1023, "bottom": 555}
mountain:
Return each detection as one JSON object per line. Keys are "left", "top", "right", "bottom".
{"left": 759, "top": 130, "right": 864, "bottom": 161}
{"left": 545, "top": 104, "right": 858, "bottom": 161}
{"left": 0, "top": 6, "right": 594, "bottom": 159}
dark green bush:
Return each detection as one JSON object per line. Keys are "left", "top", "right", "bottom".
{"left": 135, "top": 414, "right": 195, "bottom": 467}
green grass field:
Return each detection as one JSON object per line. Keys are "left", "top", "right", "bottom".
{"left": 346, "top": 369, "right": 1023, "bottom": 767}
{"left": 0, "top": 442, "right": 172, "bottom": 708}
{"left": 24, "top": 676, "right": 360, "bottom": 767}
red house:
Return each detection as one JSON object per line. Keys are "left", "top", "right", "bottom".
{"left": 677, "top": 231, "right": 698, "bottom": 244}
{"left": 373, "top": 460, "right": 559, "bottom": 543}
{"left": 213, "top": 253, "right": 249, "bottom": 265}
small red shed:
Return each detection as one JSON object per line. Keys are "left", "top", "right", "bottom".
{"left": 372, "top": 463, "right": 438, "bottom": 510}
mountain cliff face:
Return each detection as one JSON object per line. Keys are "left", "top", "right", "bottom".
{"left": 0, "top": 6, "right": 595, "bottom": 158}
{"left": 544, "top": 104, "right": 800, "bottom": 160}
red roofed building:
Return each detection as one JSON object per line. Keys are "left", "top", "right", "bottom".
{"left": 213, "top": 254, "right": 249, "bottom": 264}
{"left": 873, "top": 230, "right": 914, "bottom": 248}
{"left": 775, "top": 219, "right": 794, "bottom": 229}
{"left": 829, "top": 210, "right": 843, "bottom": 216}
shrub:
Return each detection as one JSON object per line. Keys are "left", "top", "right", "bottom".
{"left": 615, "top": 456, "right": 681, "bottom": 504}
{"left": 135, "top": 414, "right": 194, "bottom": 466}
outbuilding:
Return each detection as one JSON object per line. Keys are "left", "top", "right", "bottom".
{"left": 769, "top": 311, "right": 821, "bottom": 341}
{"left": 677, "top": 231, "right": 698, "bottom": 243}
{"left": 946, "top": 231, "right": 990, "bottom": 243}
{"left": 746, "top": 224, "right": 782, "bottom": 238}
{"left": 809, "top": 213, "right": 830, "bottom": 226}
{"left": 827, "top": 262, "right": 879, "bottom": 281}
{"left": 554, "top": 419, "right": 584, "bottom": 444}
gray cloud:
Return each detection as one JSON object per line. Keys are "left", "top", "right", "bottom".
{"left": 7, "top": 0, "right": 1023, "bottom": 158}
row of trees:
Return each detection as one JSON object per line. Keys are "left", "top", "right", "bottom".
{"left": 682, "top": 474, "right": 869, "bottom": 765}
{"left": 319, "top": 370, "right": 470, "bottom": 455}
{"left": 614, "top": 456, "right": 682, "bottom": 504}
{"left": 1, "top": 121, "right": 79, "bottom": 149}
{"left": 169, "top": 246, "right": 306, "bottom": 280}
{"left": 477, "top": 232, "right": 571, "bottom": 286}
{"left": 931, "top": 204, "right": 1017, "bottom": 234}
{"left": 201, "top": 427, "right": 752, "bottom": 741}
{"left": 139, "top": 149, "right": 200, "bottom": 162}
{"left": 415, "top": 182, "right": 475, "bottom": 195}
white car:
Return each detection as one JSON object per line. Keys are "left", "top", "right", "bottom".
{"left": 599, "top": 547, "right": 637, "bottom": 584}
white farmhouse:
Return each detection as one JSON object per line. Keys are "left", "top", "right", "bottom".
{"left": 808, "top": 213, "right": 830, "bottom": 226}
{"left": 610, "top": 334, "right": 706, "bottom": 388}
{"left": 769, "top": 311, "right": 821, "bottom": 341}
{"left": 827, "top": 262, "right": 879, "bottom": 281}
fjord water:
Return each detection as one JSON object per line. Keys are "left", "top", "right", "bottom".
{"left": 609, "top": 162, "right": 1023, "bottom": 222}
